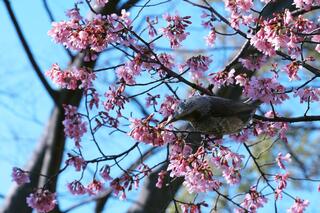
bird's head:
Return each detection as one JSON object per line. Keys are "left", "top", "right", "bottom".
{"left": 166, "top": 98, "right": 201, "bottom": 125}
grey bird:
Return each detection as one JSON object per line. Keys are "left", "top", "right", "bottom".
{"left": 167, "top": 96, "right": 260, "bottom": 138}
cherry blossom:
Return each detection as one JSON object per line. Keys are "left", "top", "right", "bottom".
{"left": 239, "top": 187, "right": 268, "bottom": 212}
{"left": 67, "top": 180, "right": 87, "bottom": 195}
{"left": 243, "top": 77, "right": 289, "bottom": 104}
{"left": 100, "top": 165, "right": 113, "bottom": 181}
{"left": 287, "top": 198, "right": 310, "bottom": 213}
{"left": 63, "top": 105, "right": 87, "bottom": 148}
{"left": 87, "top": 179, "right": 104, "bottom": 195}
{"left": 159, "top": 95, "right": 179, "bottom": 117}
{"left": 156, "top": 170, "right": 167, "bottom": 188}
{"left": 11, "top": 167, "right": 30, "bottom": 185}
{"left": 294, "top": 87, "right": 320, "bottom": 103}
{"left": 276, "top": 153, "right": 292, "bottom": 170}
{"left": 161, "top": 12, "right": 191, "bottom": 48}
{"left": 65, "top": 154, "right": 86, "bottom": 171}
{"left": 26, "top": 190, "right": 56, "bottom": 213}
{"left": 180, "top": 55, "right": 212, "bottom": 79}
{"left": 46, "top": 64, "right": 96, "bottom": 90}
{"left": 274, "top": 173, "right": 289, "bottom": 200}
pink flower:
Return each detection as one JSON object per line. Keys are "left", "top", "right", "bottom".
{"left": 87, "top": 179, "right": 104, "bottom": 195}
{"left": 209, "top": 69, "right": 236, "bottom": 88}
{"left": 240, "top": 187, "right": 268, "bottom": 212}
{"left": 243, "top": 77, "right": 289, "bottom": 104}
{"left": 67, "top": 180, "right": 87, "bottom": 195}
{"left": 294, "top": 87, "right": 320, "bottom": 103}
{"left": 145, "top": 94, "right": 160, "bottom": 108}
{"left": 181, "top": 55, "right": 212, "bottom": 79}
{"left": 161, "top": 12, "right": 191, "bottom": 48}
{"left": 65, "top": 154, "right": 86, "bottom": 171}
{"left": 205, "top": 29, "right": 216, "bottom": 47}
{"left": 239, "top": 55, "right": 267, "bottom": 71}
{"left": 129, "top": 115, "right": 174, "bottom": 146}
{"left": 63, "top": 105, "right": 87, "bottom": 148}
{"left": 274, "top": 173, "right": 289, "bottom": 200}
{"left": 159, "top": 95, "right": 179, "bottom": 117}
{"left": 276, "top": 153, "right": 291, "bottom": 170}
{"left": 26, "top": 190, "right": 56, "bottom": 213}
{"left": 287, "top": 198, "right": 310, "bottom": 213}
{"left": 46, "top": 64, "right": 96, "bottom": 90}
{"left": 180, "top": 204, "right": 201, "bottom": 213}
{"left": 168, "top": 146, "right": 221, "bottom": 193}
{"left": 100, "top": 165, "right": 113, "bottom": 181}
{"left": 11, "top": 167, "right": 30, "bottom": 185}
{"left": 103, "top": 85, "right": 128, "bottom": 112}
{"left": 95, "top": 0, "right": 109, "bottom": 6}
{"left": 156, "top": 170, "right": 167, "bottom": 188}
{"left": 283, "top": 62, "right": 301, "bottom": 81}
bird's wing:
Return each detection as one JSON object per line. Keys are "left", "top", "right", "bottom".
{"left": 206, "top": 97, "right": 256, "bottom": 120}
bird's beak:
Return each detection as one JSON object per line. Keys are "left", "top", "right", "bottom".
{"left": 165, "top": 115, "right": 176, "bottom": 125}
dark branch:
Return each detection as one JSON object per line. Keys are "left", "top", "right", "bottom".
{"left": 4, "top": 0, "right": 60, "bottom": 107}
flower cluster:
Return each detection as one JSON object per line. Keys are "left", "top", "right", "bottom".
{"left": 211, "top": 145, "right": 244, "bottom": 185}
{"left": 161, "top": 12, "right": 191, "bottom": 48}
{"left": 129, "top": 115, "right": 176, "bottom": 146}
{"left": 243, "top": 77, "right": 289, "bottom": 104}
{"left": 274, "top": 172, "right": 289, "bottom": 200}
{"left": 103, "top": 85, "right": 127, "bottom": 112}
{"left": 11, "top": 167, "right": 30, "bottom": 185}
{"left": 65, "top": 153, "right": 86, "bottom": 171}
{"left": 26, "top": 190, "right": 56, "bottom": 213}
{"left": 46, "top": 64, "right": 96, "bottom": 90}
{"left": 236, "top": 187, "right": 268, "bottom": 213}
{"left": 294, "top": 87, "right": 320, "bottom": 103}
{"left": 180, "top": 55, "right": 212, "bottom": 79}
{"left": 250, "top": 10, "right": 315, "bottom": 57}
{"left": 63, "top": 105, "right": 87, "bottom": 148}
{"left": 168, "top": 145, "right": 221, "bottom": 193}
{"left": 159, "top": 95, "right": 179, "bottom": 117}
{"left": 48, "top": 10, "right": 132, "bottom": 55}
{"left": 287, "top": 198, "right": 310, "bottom": 213}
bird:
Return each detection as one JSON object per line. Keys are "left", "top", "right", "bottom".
{"left": 167, "top": 95, "right": 260, "bottom": 138}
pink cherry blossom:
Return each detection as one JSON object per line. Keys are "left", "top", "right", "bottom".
{"left": 67, "top": 180, "right": 87, "bottom": 195}
{"left": 294, "top": 87, "right": 320, "bottom": 103}
{"left": 87, "top": 179, "right": 104, "bottom": 195}
{"left": 11, "top": 167, "right": 30, "bottom": 185}
{"left": 209, "top": 69, "right": 236, "bottom": 88}
{"left": 26, "top": 190, "right": 56, "bottom": 213}
{"left": 180, "top": 55, "right": 212, "bottom": 79}
{"left": 103, "top": 85, "right": 127, "bottom": 112}
{"left": 287, "top": 198, "right": 310, "bottom": 213}
{"left": 276, "top": 153, "right": 292, "bottom": 170}
{"left": 205, "top": 29, "right": 216, "bottom": 47}
{"left": 145, "top": 94, "right": 160, "bottom": 107}
{"left": 239, "top": 187, "right": 268, "bottom": 212}
{"left": 63, "top": 105, "right": 87, "bottom": 148}
{"left": 159, "top": 95, "right": 179, "bottom": 117}
{"left": 65, "top": 154, "right": 86, "bottom": 171}
{"left": 274, "top": 173, "right": 289, "bottom": 200}
{"left": 156, "top": 170, "right": 167, "bottom": 188}
{"left": 100, "top": 165, "right": 113, "bottom": 181}
{"left": 283, "top": 61, "right": 301, "bottom": 81}
{"left": 95, "top": 0, "right": 109, "bottom": 6}
{"left": 243, "top": 76, "right": 289, "bottom": 104}
{"left": 239, "top": 55, "right": 267, "bottom": 71}
{"left": 161, "top": 12, "right": 191, "bottom": 48}
{"left": 46, "top": 63, "right": 96, "bottom": 90}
